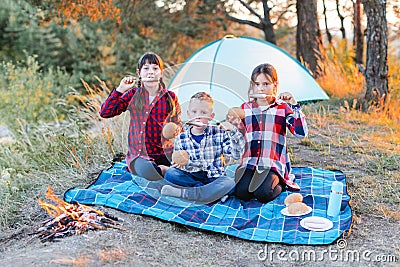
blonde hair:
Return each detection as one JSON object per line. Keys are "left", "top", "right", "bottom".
{"left": 189, "top": 92, "right": 214, "bottom": 106}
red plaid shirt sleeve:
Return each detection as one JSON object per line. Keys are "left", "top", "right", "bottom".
{"left": 285, "top": 104, "right": 308, "bottom": 138}
{"left": 99, "top": 89, "right": 134, "bottom": 118}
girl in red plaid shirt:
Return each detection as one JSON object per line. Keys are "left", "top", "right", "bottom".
{"left": 227, "top": 63, "right": 308, "bottom": 203}
{"left": 100, "top": 52, "right": 182, "bottom": 180}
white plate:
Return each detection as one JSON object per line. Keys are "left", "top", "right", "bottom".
{"left": 281, "top": 206, "right": 312, "bottom": 217}
{"left": 300, "top": 216, "right": 333, "bottom": 231}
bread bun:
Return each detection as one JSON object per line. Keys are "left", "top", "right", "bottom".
{"left": 227, "top": 107, "right": 245, "bottom": 119}
{"left": 171, "top": 150, "right": 189, "bottom": 166}
{"left": 284, "top": 193, "right": 303, "bottom": 206}
{"left": 288, "top": 202, "right": 309, "bottom": 215}
{"left": 162, "top": 122, "right": 178, "bottom": 139}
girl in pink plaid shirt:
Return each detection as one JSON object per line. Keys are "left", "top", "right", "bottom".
{"left": 227, "top": 63, "right": 308, "bottom": 203}
{"left": 100, "top": 52, "right": 182, "bottom": 180}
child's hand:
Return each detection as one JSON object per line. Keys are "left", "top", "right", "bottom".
{"left": 116, "top": 76, "right": 136, "bottom": 93}
{"left": 278, "top": 92, "right": 297, "bottom": 105}
{"left": 171, "top": 162, "right": 185, "bottom": 169}
{"left": 225, "top": 115, "right": 241, "bottom": 129}
{"left": 174, "top": 125, "right": 181, "bottom": 138}
{"left": 227, "top": 107, "right": 245, "bottom": 119}
{"left": 219, "top": 121, "right": 235, "bottom": 131}
{"left": 225, "top": 107, "right": 244, "bottom": 128}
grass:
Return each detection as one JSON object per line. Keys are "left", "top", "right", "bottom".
{"left": 287, "top": 47, "right": 400, "bottom": 223}
{"left": 304, "top": 98, "right": 399, "bottom": 218}
{"left": 0, "top": 46, "right": 399, "bottom": 231}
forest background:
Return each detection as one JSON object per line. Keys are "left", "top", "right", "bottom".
{"left": 0, "top": 0, "right": 399, "bottom": 266}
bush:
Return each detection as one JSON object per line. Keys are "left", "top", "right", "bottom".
{"left": 0, "top": 55, "right": 73, "bottom": 129}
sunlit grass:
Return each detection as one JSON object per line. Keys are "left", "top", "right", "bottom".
{"left": 317, "top": 50, "right": 365, "bottom": 99}
{"left": 296, "top": 96, "right": 399, "bottom": 221}
{"left": 290, "top": 45, "right": 399, "bottom": 220}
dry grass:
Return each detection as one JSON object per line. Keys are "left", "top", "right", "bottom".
{"left": 293, "top": 99, "right": 399, "bottom": 222}
{"left": 317, "top": 47, "right": 366, "bottom": 100}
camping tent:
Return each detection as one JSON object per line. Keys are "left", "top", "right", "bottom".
{"left": 168, "top": 35, "right": 329, "bottom": 121}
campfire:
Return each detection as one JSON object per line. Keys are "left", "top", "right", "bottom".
{"left": 34, "top": 186, "right": 123, "bottom": 242}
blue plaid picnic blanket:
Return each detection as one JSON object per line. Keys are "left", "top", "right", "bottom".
{"left": 64, "top": 162, "right": 352, "bottom": 245}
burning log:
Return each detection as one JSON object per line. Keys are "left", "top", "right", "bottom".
{"left": 33, "top": 186, "right": 124, "bottom": 242}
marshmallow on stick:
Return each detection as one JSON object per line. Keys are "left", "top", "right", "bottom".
{"left": 186, "top": 121, "right": 207, "bottom": 127}
{"left": 162, "top": 122, "right": 179, "bottom": 139}
{"left": 227, "top": 107, "right": 245, "bottom": 119}
{"left": 288, "top": 202, "right": 309, "bottom": 215}
{"left": 249, "top": 93, "right": 273, "bottom": 99}
{"left": 141, "top": 77, "right": 160, "bottom": 82}
{"left": 172, "top": 150, "right": 189, "bottom": 166}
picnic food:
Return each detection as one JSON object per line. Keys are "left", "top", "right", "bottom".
{"left": 284, "top": 193, "right": 303, "bottom": 206}
{"left": 288, "top": 202, "right": 309, "bottom": 215}
{"left": 141, "top": 77, "right": 159, "bottom": 82}
{"left": 304, "top": 219, "right": 328, "bottom": 229}
{"left": 186, "top": 121, "right": 207, "bottom": 127}
{"left": 249, "top": 93, "right": 270, "bottom": 98}
{"left": 162, "top": 122, "right": 179, "bottom": 139}
{"left": 172, "top": 150, "right": 189, "bottom": 166}
{"left": 227, "top": 107, "right": 245, "bottom": 119}
{"left": 300, "top": 216, "right": 333, "bottom": 231}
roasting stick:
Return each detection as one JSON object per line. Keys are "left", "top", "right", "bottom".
{"left": 249, "top": 93, "right": 291, "bottom": 106}
{"left": 141, "top": 77, "right": 160, "bottom": 82}
{"left": 185, "top": 116, "right": 221, "bottom": 127}
{"left": 249, "top": 93, "right": 274, "bottom": 98}
{"left": 125, "top": 77, "right": 160, "bottom": 85}
{"left": 186, "top": 121, "right": 209, "bottom": 127}
{"left": 249, "top": 93, "right": 287, "bottom": 100}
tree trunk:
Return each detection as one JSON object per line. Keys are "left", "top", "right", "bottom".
{"left": 296, "top": 0, "right": 324, "bottom": 78}
{"left": 322, "top": 0, "right": 332, "bottom": 44}
{"left": 360, "top": 0, "right": 389, "bottom": 109}
{"left": 225, "top": 0, "right": 284, "bottom": 44}
{"left": 353, "top": 0, "right": 363, "bottom": 64}
{"left": 261, "top": 0, "right": 276, "bottom": 44}
{"left": 335, "top": 0, "right": 347, "bottom": 39}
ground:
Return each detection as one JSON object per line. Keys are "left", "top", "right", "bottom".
{"left": 0, "top": 208, "right": 398, "bottom": 266}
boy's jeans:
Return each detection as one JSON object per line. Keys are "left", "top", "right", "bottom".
{"left": 164, "top": 167, "right": 235, "bottom": 203}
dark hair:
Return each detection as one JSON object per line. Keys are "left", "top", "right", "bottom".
{"left": 134, "top": 52, "right": 175, "bottom": 117}
{"left": 137, "top": 52, "right": 164, "bottom": 72}
{"left": 248, "top": 63, "right": 278, "bottom": 96}
{"left": 250, "top": 63, "right": 277, "bottom": 83}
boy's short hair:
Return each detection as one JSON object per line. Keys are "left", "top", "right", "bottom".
{"left": 190, "top": 92, "right": 214, "bottom": 106}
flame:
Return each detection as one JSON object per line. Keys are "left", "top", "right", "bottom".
{"left": 38, "top": 198, "right": 62, "bottom": 217}
{"left": 39, "top": 185, "right": 105, "bottom": 218}
{"left": 37, "top": 185, "right": 114, "bottom": 240}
